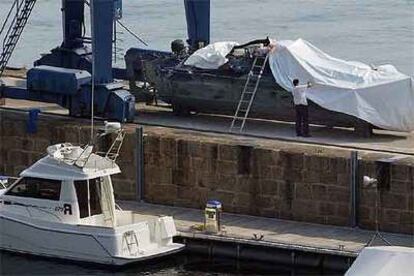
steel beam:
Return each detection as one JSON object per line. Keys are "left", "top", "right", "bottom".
{"left": 62, "top": 0, "right": 85, "bottom": 49}
{"left": 90, "top": 0, "right": 114, "bottom": 84}
{"left": 184, "top": 0, "right": 210, "bottom": 51}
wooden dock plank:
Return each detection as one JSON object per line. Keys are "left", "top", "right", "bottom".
{"left": 119, "top": 201, "right": 413, "bottom": 257}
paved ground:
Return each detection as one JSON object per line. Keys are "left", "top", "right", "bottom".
{"left": 119, "top": 201, "right": 414, "bottom": 257}
{"left": 2, "top": 97, "right": 413, "bottom": 155}
{"left": 0, "top": 99, "right": 69, "bottom": 115}
{"left": 1, "top": 71, "right": 413, "bottom": 155}
{"left": 134, "top": 106, "right": 414, "bottom": 155}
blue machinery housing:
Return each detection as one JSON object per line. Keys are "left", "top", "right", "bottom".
{"left": 184, "top": 0, "right": 210, "bottom": 51}
{"left": 2, "top": 0, "right": 211, "bottom": 122}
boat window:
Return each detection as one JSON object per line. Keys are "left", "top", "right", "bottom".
{"left": 5, "top": 177, "right": 61, "bottom": 201}
{"left": 74, "top": 178, "right": 103, "bottom": 218}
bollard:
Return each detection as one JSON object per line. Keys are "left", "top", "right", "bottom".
{"left": 0, "top": 84, "right": 5, "bottom": 106}
{"left": 27, "top": 109, "right": 41, "bottom": 134}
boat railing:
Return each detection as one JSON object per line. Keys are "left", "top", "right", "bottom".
{"left": 74, "top": 123, "right": 125, "bottom": 168}
{"left": 115, "top": 203, "right": 123, "bottom": 211}
{"left": 0, "top": 176, "right": 18, "bottom": 189}
{"left": 95, "top": 129, "right": 126, "bottom": 163}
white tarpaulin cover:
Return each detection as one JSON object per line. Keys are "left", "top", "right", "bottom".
{"left": 184, "top": 41, "right": 239, "bottom": 69}
{"left": 269, "top": 39, "right": 414, "bottom": 132}
{"left": 345, "top": 246, "right": 414, "bottom": 276}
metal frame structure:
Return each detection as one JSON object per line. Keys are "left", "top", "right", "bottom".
{"left": 0, "top": 0, "right": 211, "bottom": 122}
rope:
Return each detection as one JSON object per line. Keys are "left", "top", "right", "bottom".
{"left": 366, "top": 174, "right": 392, "bottom": 247}
{"left": 84, "top": 0, "right": 148, "bottom": 46}
{"left": 116, "top": 20, "right": 148, "bottom": 47}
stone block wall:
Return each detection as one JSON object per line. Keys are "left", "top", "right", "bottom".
{"left": 358, "top": 160, "right": 414, "bottom": 234}
{"left": 142, "top": 131, "right": 413, "bottom": 235}
{"left": 1, "top": 109, "right": 413, "bottom": 234}
{"left": 144, "top": 135, "right": 351, "bottom": 225}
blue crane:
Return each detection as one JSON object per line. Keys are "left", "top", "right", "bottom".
{"left": 0, "top": 0, "right": 211, "bottom": 122}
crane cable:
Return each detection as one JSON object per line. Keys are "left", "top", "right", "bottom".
{"left": 84, "top": 0, "right": 148, "bottom": 46}
{"left": 116, "top": 20, "right": 148, "bottom": 47}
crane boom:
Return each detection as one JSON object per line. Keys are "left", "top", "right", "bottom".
{"left": 0, "top": 0, "right": 37, "bottom": 78}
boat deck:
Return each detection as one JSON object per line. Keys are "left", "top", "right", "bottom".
{"left": 119, "top": 201, "right": 414, "bottom": 258}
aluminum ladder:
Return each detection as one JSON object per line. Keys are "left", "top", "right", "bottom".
{"left": 229, "top": 53, "right": 269, "bottom": 133}
{"left": 0, "top": 0, "right": 37, "bottom": 78}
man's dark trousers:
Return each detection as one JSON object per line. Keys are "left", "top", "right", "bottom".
{"left": 295, "top": 104, "right": 309, "bottom": 136}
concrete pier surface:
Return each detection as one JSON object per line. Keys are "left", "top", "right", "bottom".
{"left": 119, "top": 201, "right": 413, "bottom": 258}
{"left": 1, "top": 98, "right": 413, "bottom": 155}
{"left": 133, "top": 107, "right": 414, "bottom": 155}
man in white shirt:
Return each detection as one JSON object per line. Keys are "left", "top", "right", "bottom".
{"left": 292, "top": 79, "right": 312, "bottom": 137}
{"left": 255, "top": 42, "right": 277, "bottom": 56}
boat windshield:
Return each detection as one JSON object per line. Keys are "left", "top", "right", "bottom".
{"left": 75, "top": 178, "right": 102, "bottom": 218}
{"left": 74, "top": 176, "right": 116, "bottom": 227}
{"left": 5, "top": 177, "right": 61, "bottom": 201}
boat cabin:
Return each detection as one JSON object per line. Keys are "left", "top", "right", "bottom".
{"left": 0, "top": 142, "right": 183, "bottom": 265}
{"left": 0, "top": 143, "right": 121, "bottom": 226}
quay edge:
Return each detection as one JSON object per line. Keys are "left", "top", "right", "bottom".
{"left": 1, "top": 108, "right": 413, "bottom": 236}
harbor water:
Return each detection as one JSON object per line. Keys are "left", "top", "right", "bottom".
{"left": 0, "top": 251, "right": 344, "bottom": 275}
{"left": 0, "top": 0, "right": 413, "bottom": 274}
{"left": 0, "top": 0, "right": 413, "bottom": 76}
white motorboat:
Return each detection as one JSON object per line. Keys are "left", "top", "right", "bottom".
{"left": 0, "top": 128, "right": 184, "bottom": 265}
{"left": 345, "top": 246, "right": 414, "bottom": 276}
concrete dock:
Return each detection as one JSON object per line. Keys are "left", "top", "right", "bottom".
{"left": 133, "top": 108, "right": 414, "bottom": 155}
{"left": 1, "top": 70, "right": 413, "bottom": 156}
{"left": 1, "top": 96, "right": 413, "bottom": 270}
{"left": 2, "top": 98, "right": 414, "bottom": 155}
{"left": 119, "top": 201, "right": 413, "bottom": 270}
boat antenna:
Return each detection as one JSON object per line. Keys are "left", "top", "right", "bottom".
{"left": 90, "top": 0, "right": 95, "bottom": 142}
{"left": 91, "top": 58, "right": 95, "bottom": 142}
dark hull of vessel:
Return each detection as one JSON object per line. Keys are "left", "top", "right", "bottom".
{"left": 126, "top": 48, "right": 372, "bottom": 134}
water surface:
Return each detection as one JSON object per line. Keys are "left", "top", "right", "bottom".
{"left": 0, "top": 0, "right": 413, "bottom": 75}
{"left": 0, "top": 251, "right": 344, "bottom": 275}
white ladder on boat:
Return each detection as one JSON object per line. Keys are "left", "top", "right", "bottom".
{"left": 229, "top": 53, "right": 269, "bottom": 133}
{"left": 105, "top": 130, "right": 125, "bottom": 162}
{"left": 122, "top": 230, "right": 140, "bottom": 256}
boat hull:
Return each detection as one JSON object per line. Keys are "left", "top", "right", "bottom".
{"left": 127, "top": 50, "right": 373, "bottom": 134}
{"left": 0, "top": 214, "right": 185, "bottom": 266}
